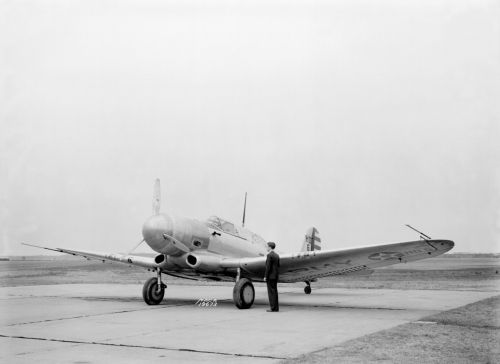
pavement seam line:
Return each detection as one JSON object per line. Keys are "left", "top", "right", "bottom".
{"left": 0, "top": 334, "right": 287, "bottom": 360}
{"left": 6, "top": 304, "right": 187, "bottom": 326}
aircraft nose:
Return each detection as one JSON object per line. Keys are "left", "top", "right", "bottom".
{"left": 142, "top": 214, "right": 173, "bottom": 253}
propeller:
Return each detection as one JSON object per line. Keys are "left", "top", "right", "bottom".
{"left": 127, "top": 238, "right": 146, "bottom": 254}
{"left": 128, "top": 179, "right": 162, "bottom": 254}
{"left": 153, "top": 178, "right": 161, "bottom": 215}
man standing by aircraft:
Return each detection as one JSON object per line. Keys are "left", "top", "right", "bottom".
{"left": 264, "top": 242, "right": 280, "bottom": 312}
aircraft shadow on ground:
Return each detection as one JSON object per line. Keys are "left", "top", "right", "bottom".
{"left": 73, "top": 295, "right": 362, "bottom": 310}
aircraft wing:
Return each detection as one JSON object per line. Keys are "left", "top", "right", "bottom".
{"left": 22, "top": 243, "right": 159, "bottom": 270}
{"left": 231, "top": 239, "right": 454, "bottom": 283}
{"left": 23, "top": 239, "right": 454, "bottom": 283}
{"left": 22, "top": 243, "right": 233, "bottom": 282}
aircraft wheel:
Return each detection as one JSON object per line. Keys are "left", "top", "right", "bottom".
{"left": 304, "top": 285, "right": 312, "bottom": 294}
{"left": 142, "top": 277, "right": 165, "bottom": 305}
{"left": 233, "top": 278, "right": 255, "bottom": 309}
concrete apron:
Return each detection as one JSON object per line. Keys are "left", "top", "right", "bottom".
{"left": 1, "top": 284, "right": 497, "bottom": 363}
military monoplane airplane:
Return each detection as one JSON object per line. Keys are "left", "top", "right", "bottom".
{"left": 24, "top": 179, "right": 454, "bottom": 309}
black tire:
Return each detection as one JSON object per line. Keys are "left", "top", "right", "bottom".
{"left": 233, "top": 278, "right": 255, "bottom": 309}
{"left": 304, "top": 285, "right": 312, "bottom": 294}
{"left": 142, "top": 277, "right": 165, "bottom": 305}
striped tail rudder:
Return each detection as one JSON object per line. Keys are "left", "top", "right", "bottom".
{"left": 301, "top": 227, "right": 321, "bottom": 252}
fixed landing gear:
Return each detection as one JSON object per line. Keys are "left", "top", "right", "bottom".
{"left": 142, "top": 269, "right": 166, "bottom": 305}
{"left": 233, "top": 278, "right": 255, "bottom": 309}
{"left": 304, "top": 281, "right": 312, "bottom": 294}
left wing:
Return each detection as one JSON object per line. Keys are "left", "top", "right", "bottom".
{"left": 22, "top": 243, "right": 159, "bottom": 270}
{"left": 228, "top": 239, "right": 454, "bottom": 282}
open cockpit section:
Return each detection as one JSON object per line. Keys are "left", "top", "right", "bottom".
{"left": 205, "top": 215, "right": 267, "bottom": 247}
{"left": 206, "top": 216, "right": 239, "bottom": 235}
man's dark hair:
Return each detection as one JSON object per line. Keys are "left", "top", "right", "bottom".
{"left": 267, "top": 242, "right": 276, "bottom": 249}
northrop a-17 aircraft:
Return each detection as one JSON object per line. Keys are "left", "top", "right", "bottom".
{"left": 24, "top": 179, "right": 454, "bottom": 309}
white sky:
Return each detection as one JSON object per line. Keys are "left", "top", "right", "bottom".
{"left": 1, "top": 0, "right": 499, "bottom": 255}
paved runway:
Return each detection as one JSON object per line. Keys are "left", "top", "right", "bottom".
{"left": 1, "top": 284, "right": 496, "bottom": 363}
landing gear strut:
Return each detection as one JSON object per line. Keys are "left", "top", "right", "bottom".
{"left": 142, "top": 269, "right": 166, "bottom": 305}
{"left": 233, "top": 277, "right": 255, "bottom": 309}
{"left": 304, "top": 281, "right": 312, "bottom": 294}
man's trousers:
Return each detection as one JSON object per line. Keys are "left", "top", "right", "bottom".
{"left": 266, "top": 279, "right": 279, "bottom": 311}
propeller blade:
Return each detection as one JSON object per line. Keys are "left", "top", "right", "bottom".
{"left": 128, "top": 239, "right": 145, "bottom": 254}
{"left": 163, "top": 233, "right": 191, "bottom": 253}
{"left": 152, "top": 178, "right": 161, "bottom": 215}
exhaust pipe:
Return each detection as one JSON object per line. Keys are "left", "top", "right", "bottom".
{"left": 154, "top": 254, "right": 170, "bottom": 269}
{"left": 186, "top": 253, "right": 224, "bottom": 272}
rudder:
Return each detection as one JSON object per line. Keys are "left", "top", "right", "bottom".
{"left": 301, "top": 227, "right": 321, "bottom": 252}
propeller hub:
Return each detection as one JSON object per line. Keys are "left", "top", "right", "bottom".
{"left": 142, "top": 214, "right": 174, "bottom": 253}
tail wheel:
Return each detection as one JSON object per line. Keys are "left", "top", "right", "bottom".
{"left": 304, "top": 285, "right": 312, "bottom": 294}
{"left": 142, "top": 277, "right": 165, "bottom": 305}
{"left": 233, "top": 278, "right": 255, "bottom": 309}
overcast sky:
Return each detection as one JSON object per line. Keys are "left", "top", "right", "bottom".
{"left": 1, "top": 0, "right": 499, "bottom": 256}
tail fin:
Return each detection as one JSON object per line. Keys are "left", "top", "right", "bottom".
{"left": 301, "top": 227, "right": 321, "bottom": 252}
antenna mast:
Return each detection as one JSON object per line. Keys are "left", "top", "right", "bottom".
{"left": 242, "top": 192, "right": 247, "bottom": 227}
{"left": 405, "top": 224, "right": 432, "bottom": 240}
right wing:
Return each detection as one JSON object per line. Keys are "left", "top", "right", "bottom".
{"left": 22, "top": 243, "right": 159, "bottom": 270}
{"left": 22, "top": 243, "right": 237, "bottom": 282}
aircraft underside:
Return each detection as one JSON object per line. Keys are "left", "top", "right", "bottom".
{"left": 142, "top": 267, "right": 320, "bottom": 307}
{"left": 142, "top": 269, "right": 262, "bottom": 308}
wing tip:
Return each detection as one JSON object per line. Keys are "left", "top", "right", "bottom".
{"left": 21, "top": 243, "right": 63, "bottom": 253}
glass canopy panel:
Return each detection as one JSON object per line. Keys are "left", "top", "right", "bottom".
{"left": 206, "top": 216, "right": 223, "bottom": 230}
{"left": 251, "top": 233, "right": 266, "bottom": 245}
{"left": 206, "top": 216, "right": 238, "bottom": 234}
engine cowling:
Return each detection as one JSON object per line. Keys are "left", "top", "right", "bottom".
{"left": 142, "top": 214, "right": 210, "bottom": 256}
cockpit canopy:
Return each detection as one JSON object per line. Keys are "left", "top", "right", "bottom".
{"left": 206, "top": 215, "right": 238, "bottom": 234}
{"left": 205, "top": 215, "right": 267, "bottom": 245}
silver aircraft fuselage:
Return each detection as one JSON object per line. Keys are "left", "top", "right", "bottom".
{"left": 142, "top": 213, "right": 268, "bottom": 276}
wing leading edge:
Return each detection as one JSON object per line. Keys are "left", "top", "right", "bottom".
{"left": 22, "top": 243, "right": 159, "bottom": 270}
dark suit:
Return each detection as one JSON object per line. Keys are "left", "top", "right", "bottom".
{"left": 265, "top": 250, "right": 280, "bottom": 311}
